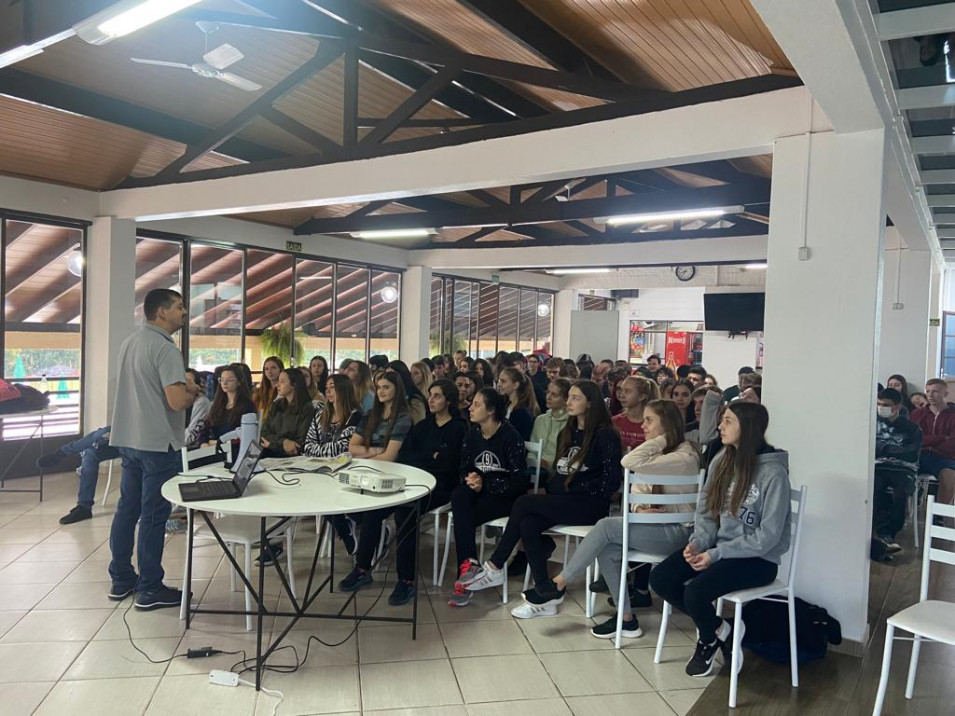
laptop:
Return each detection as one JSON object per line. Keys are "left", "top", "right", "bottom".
{"left": 178, "top": 440, "right": 263, "bottom": 502}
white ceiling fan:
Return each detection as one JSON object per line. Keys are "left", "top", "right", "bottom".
{"left": 129, "top": 21, "right": 262, "bottom": 92}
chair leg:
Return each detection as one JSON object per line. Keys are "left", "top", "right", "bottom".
{"left": 563, "top": 535, "right": 570, "bottom": 565}
{"left": 589, "top": 560, "right": 599, "bottom": 617}
{"left": 179, "top": 520, "right": 190, "bottom": 621}
{"left": 438, "top": 515, "right": 453, "bottom": 586}
{"left": 244, "top": 544, "right": 253, "bottom": 632}
{"left": 787, "top": 592, "right": 799, "bottom": 688}
{"left": 911, "top": 494, "right": 919, "bottom": 551}
{"left": 905, "top": 634, "right": 922, "bottom": 700}
{"left": 729, "top": 604, "right": 744, "bottom": 708}
{"left": 319, "top": 518, "right": 331, "bottom": 559}
{"left": 230, "top": 544, "right": 238, "bottom": 593}
{"left": 872, "top": 624, "right": 895, "bottom": 716}
{"left": 432, "top": 513, "right": 441, "bottom": 588}
{"left": 502, "top": 559, "right": 508, "bottom": 604}
{"left": 716, "top": 596, "right": 724, "bottom": 619}
{"left": 478, "top": 528, "right": 485, "bottom": 564}
{"left": 654, "top": 601, "right": 670, "bottom": 664}
{"left": 614, "top": 559, "right": 628, "bottom": 650}
{"left": 585, "top": 564, "right": 592, "bottom": 619}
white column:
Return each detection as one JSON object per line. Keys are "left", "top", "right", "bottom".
{"left": 926, "top": 262, "right": 942, "bottom": 380}
{"left": 552, "top": 289, "right": 576, "bottom": 358}
{"left": 879, "top": 240, "right": 933, "bottom": 386}
{"left": 399, "top": 265, "right": 432, "bottom": 364}
{"left": 83, "top": 217, "right": 136, "bottom": 431}
{"left": 762, "top": 129, "right": 886, "bottom": 644}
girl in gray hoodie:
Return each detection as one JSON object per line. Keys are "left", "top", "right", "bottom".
{"left": 650, "top": 401, "right": 792, "bottom": 679}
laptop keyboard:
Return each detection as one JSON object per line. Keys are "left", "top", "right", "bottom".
{"left": 196, "top": 480, "right": 236, "bottom": 498}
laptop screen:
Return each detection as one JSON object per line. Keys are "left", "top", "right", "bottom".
{"left": 232, "top": 440, "right": 262, "bottom": 494}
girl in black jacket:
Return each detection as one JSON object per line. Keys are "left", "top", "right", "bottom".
{"left": 459, "top": 380, "right": 622, "bottom": 616}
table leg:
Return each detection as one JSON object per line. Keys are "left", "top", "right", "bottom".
{"left": 184, "top": 508, "right": 194, "bottom": 628}
{"left": 38, "top": 414, "right": 44, "bottom": 502}
{"left": 412, "top": 498, "right": 421, "bottom": 640}
{"left": 329, "top": 524, "right": 336, "bottom": 593}
{"left": 255, "top": 516, "right": 266, "bottom": 692}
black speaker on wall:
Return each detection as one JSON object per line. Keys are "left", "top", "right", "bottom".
{"left": 611, "top": 289, "right": 639, "bottom": 300}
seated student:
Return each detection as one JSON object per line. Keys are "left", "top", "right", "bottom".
{"left": 473, "top": 358, "right": 494, "bottom": 388}
{"left": 659, "top": 379, "right": 676, "bottom": 400}
{"left": 411, "top": 361, "right": 434, "bottom": 396}
{"left": 497, "top": 367, "right": 539, "bottom": 441}
{"left": 385, "top": 380, "right": 469, "bottom": 605}
{"left": 336, "top": 372, "right": 413, "bottom": 591}
{"left": 655, "top": 366, "right": 676, "bottom": 385}
{"left": 910, "top": 391, "right": 928, "bottom": 411}
{"left": 519, "top": 400, "right": 700, "bottom": 630}
{"left": 39, "top": 425, "right": 118, "bottom": 525}
{"left": 457, "top": 355, "right": 475, "bottom": 373}
{"left": 687, "top": 365, "right": 707, "bottom": 388}
{"left": 369, "top": 354, "right": 390, "bottom": 381}
{"left": 739, "top": 385, "right": 761, "bottom": 404}
{"left": 676, "top": 364, "right": 691, "bottom": 381}
{"left": 259, "top": 368, "right": 315, "bottom": 458}
{"left": 308, "top": 356, "right": 330, "bottom": 400}
{"left": 453, "top": 370, "right": 481, "bottom": 418}
{"left": 431, "top": 355, "right": 448, "bottom": 380}
{"left": 606, "top": 367, "right": 631, "bottom": 417}
{"left": 460, "top": 381, "right": 622, "bottom": 614}
{"left": 184, "top": 369, "right": 212, "bottom": 447}
{"left": 704, "top": 374, "right": 719, "bottom": 389}
{"left": 192, "top": 364, "right": 256, "bottom": 446}
{"left": 636, "top": 354, "right": 664, "bottom": 382}
{"left": 545, "top": 356, "right": 569, "bottom": 382}
{"left": 672, "top": 379, "right": 696, "bottom": 427}
{"left": 346, "top": 360, "right": 376, "bottom": 415}
{"left": 650, "top": 402, "right": 792, "bottom": 677}
{"left": 722, "top": 366, "right": 754, "bottom": 403}
{"left": 871, "top": 388, "right": 922, "bottom": 562}
{"left": 530, "top": 377, "right": 571, "bottom": 471}
{"left": 449, "top": 388, "right": 528, "bottom": 607}
{"left": 612, "top": 376, "right": 660, "bottom": 453}
{"left": 387, "top": 360, "right": 428, "bottom": 424}
{"left": 253, "top": 356, "right": 283, "bottom": 420}
{"left": 302, "top": 374, "right": 362, "bottom": 457}
{"left": 298, "top": 366, "right": 324, "bottom": 407}
{"left": 911, "top": 379, "right": 955, "bottom": 510}
{"left": 527, "top": 353, "right": 549, "bottom": 411}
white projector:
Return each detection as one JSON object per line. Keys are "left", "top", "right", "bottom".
{"left": 337, "top": 471, "right": 406, "bottom": 493}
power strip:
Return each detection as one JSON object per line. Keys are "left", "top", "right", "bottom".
{"left": 209, "top": 670, "right": 239, "bottom": 687}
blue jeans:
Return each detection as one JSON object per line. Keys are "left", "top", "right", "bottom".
{"left": 108, "top": 447, "right": 178, "bottom": 594}
{"left": 60, "top": 425, "right": 120, "bottom": 508}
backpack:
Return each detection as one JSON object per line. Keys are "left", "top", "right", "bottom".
{"left": 740, "top": 597, "right": 842, "bottom": 664}
{"left": 0, "top": 381, "right": 50, "bottom": 414}
{"left": 0, "top": 379, "right": 21, "bottom": 403}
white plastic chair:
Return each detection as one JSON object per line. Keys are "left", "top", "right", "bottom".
{"left": 436, "top": 440, "right": 543, "bottom": 600}
{"left": 909, "top": 473, "right": 936, "bottom": 551}
{"left": 872, "top": 497, "right": 955, "bottom": 715}
{"left": 655, "top": 485, "right": 808, "bottom": 709}
{"left": 616, "top": 469, "right": 704, "bottom": 648}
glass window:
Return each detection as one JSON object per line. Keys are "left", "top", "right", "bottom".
{"left": 451, "top": 280, "right": 474, "bottom": 356}
{"left": 295, "top": 259, "right": 334, "bottom": 374}
{"left": 518, "top": 290, "right": 538, "bottom": 354}
{"left": 497, "top": 286, "right": 519, "bottom": 353}
{"left": 187, "top": 244, "right": 243, "bottom": 370}
{"left": 370, "top": 270, "right": 400, "bottom": 360}
{"left": 3, "top": 219, "right": 85, "bottom": 437}
{"left": 477, "top": 283, "right": 499, "bottom": 358}
{"left": 536, "top": 293, "right": 553, "bottom": 354}
{"left": 134, "top": 237, "right": 182, "bottom": 329}
{"left": 334, "top": 265, "right": 369, "bottom": 368}
{"left": 429, "top": 277, "right": 444, "bottom": 356}
{"left": 244, "top": 249, "right": 294, "bottom": 372}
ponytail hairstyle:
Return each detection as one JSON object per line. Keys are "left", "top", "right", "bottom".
{"left": 501, "top": 366, "right": 540, "bottom": 416}
{"left": 549, "top": 377, "right": 572, "bottom": 404}
{"left": 623, "top": 375, "right": 660, "bottom": 404}
{"left": 644, "top": 399, "right": 687, "bottom": 454}
{"left": 322, "top": 374, "right": 359, "bottom": 430}
{"left": 555, "top": 380, "right": 614, "bottom": 487}
{"left": 704, "top": 402, "right": 771, "bottom": 519}
{"left": 361, "top": 371, "right": 409, "bottom": 447}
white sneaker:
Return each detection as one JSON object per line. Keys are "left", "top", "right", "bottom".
{"left": 511, "top": 601, "right": 557, "bottom": 619}
{"left": 460, "top": 562, "right": 504, "bottom": 591}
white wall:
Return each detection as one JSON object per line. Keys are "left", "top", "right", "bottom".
{"left": 570, "top": 310, "right": 620, "bottom": 362}
{"left": 879, "top": 244, "right": 933, "bottom": 386}
{"left": 702, "top": 332, "right": 759, "bottom": 388}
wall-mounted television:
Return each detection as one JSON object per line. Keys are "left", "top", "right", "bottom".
{"left": 703, "top": 292, "right": 765, "bottom": 332}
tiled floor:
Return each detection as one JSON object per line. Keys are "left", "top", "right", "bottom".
{"left": 0, "top": 470, "right": 711, "bottom": 715}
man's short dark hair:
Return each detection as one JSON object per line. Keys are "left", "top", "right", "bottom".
{"left": 143, "top": 288, "right": 182, "bottom": 320}
{"left": 738, "top": 366, "right": 755, "bottom": 375}
{"left": 369, "top": 354, "right": 390, "bottom": 370}
{"left": 647, "top": 354, "right": 661, "bottom": 363}
{"left": 878, "top": 388, "right": 902, "bottom": 405}
{"left": 676, "top": 364, "right": 691, "bottom": 379}
{"left": 688, "top": 365, "right": 707, "bottom": 378}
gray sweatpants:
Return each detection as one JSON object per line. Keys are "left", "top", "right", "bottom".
{"left": 561, "top": 516, "right": 691, "bottom": 607}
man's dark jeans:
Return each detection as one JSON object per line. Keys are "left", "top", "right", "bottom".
{"left": 108, "top": 447, "right": 178, "bottom": 594}
{"left": 60, "top": 425, "right": 119, "bottom": 508}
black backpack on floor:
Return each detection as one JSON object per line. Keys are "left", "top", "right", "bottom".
{"left": 740, "top": 597, "right": 842, "bottom": 664}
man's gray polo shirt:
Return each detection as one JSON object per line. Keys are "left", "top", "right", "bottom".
{"left": 109, "top": 323, "right": 186, "bottom": 453}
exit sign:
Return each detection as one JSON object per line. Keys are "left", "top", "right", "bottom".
{"left": 286, "top": 241, "right": 302, "bottom": 252}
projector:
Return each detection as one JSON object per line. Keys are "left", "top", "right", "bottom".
{"left": 337, "top": 472, "right": 406, "bottom": 493}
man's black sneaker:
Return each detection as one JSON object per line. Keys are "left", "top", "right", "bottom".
{"left": 255, "top": 541, "right": 284, "bottom": 567}
{"left": 59, "top": 505, "right": 92, "bottom": 525}
{"left": 135, "top": 585, "right": 186, "bottom": 611}
{"left": 591, "top": 615, "right": 643, "bottom": 640}
{"left": 36, "top": 449, "right": 65, "bottom": 469}
{"left": 521, "top": 581, "right": 565, "bottom": 607}
{"left": 108, "top": 583, "right": 136, "bottom": 601}
{"left": 879, "top": 535, "right": 902, "bottom": 554}
{"left": 686, "top": 638, "right": 721, "bottom": 677}
{"left": 589, "top": 575, "right": 609, "bottom": 593}
{"left": 341, "top": 517, "right": 357, "bottom": 556}
{"left": 339, "top": 567, "right": 373, "bottom": 592}
{"left": 608, "top": 588, "right": 653, "bottom": 609}
{"left": 387, "top": 580, "right": 416, "bottom": 606}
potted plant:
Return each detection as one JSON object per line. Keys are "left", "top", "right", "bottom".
{"left": 258, "top": 322, "right": 305, "bottom": 367}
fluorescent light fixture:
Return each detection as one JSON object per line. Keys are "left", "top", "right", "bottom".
{"left": 352, "top": 228, "right": 434, "bottom": 240}
{"left": 603, "top": 205, "right": 745, "bottom": 227}
{"left": 300, "top": 275, "right": 332, "bottom": 281}
{"left": 546, "top": 268, "right": 612, "bottom": 275}
{"left": 75, "top": 0, "right": 202, "bottom": 45}
{"left": 0, "top": 45, "right": 44, "bottom": 69}
{"left": 743, "top": 263, "right": 768, "bottom": 269}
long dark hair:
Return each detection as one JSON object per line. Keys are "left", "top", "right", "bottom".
{"left": 500, "top": 367, "right": 539, "bottom": 416}
{"left": 278, "top": 368, "right": 311, "bottom": 411}
{"left": 645, "top": 399, "right": 687, "bottom": 454}
{"left": 349, "top": 360, "right": 374, "bottom": 403}
{"left": 473, "top": 358, "right": 493, "bottom": 383}
{"left": 429, "top": 379, "right": 460, "bottom": 419}
{"left": 207, "top": 365, "right": 254, "bottom": 428}
{"left": 322, "top": 373, "right": 359, "bottom": 430}
{"left": 887, "top": 374, "right": 910, "bottom": 407}
{"left": 361, "top": 372, "right": 409, "bottom": 447}
{"left": 254, "top": 356, "right": 284, "bottom": 415}
{"left": 388, "top": 360, "right": 426, "bottom": 406}
{"left": 704, "top": 402, "right": 771, "bottom": 518}
{"left": 555, "top": 380, "right": 615, "bottom": 487}
{"left": 309, "top": 356, "right": 329, "bottom": 394}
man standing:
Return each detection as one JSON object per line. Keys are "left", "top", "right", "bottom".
{"left": 871, "top": 388, "right": 922, "bottom": 560}
{"left": 911, "top": 379, "right": 955, "bottom": 512}
{"left": 722, "top": 366, "right": 755, "bottom": 403}
{"left": 108, "top": 288, "right": 198, "bottom": 609}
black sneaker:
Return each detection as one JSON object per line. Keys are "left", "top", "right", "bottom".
{"left": 608, "top": 588, "right": 653, "bottom": 609}
{"left": 686, "top": 638, "right": 721, "bottom": 677}
{"left": 388, "top": 580, "right": 416, "bottom": 606}
{"left": 589, "top": 575, "right": 609, "bottom": 593}
{"left": 590, "top": 615, "right": 643, "bottom": 640}
{"left": 36, "top": 449, "right": 65, "bottom": 469}
{"left": 522, "top": 581, "right": 566, "bottom": 607}
{"left": 59, "top": 505, "right": 92, "bottom": 525}
{"left": 255, "top": 541, "right": 284, "bottom": 567}
{"left": 135, "top": 584, "right": 186, "bottom": 611}
{"left": 108, "top": 583, "right": 136, "bottom": 601}
{"left": 878, "top": 535, "right": 902, "bottom": 554}
{"left": 340, "top": 517, "right": 357, "bottom": 556}
{"left": 339, "top": 567, "right": 373, "bottom": 592}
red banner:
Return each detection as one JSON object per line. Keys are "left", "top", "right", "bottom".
{"left": 665, "top": 331, "right": 689, "bottom": 368}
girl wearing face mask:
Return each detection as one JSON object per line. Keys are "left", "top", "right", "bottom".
{"left": 650, "top": 402, "right": 792, "bottom": 678}
{"left": 535, "top": 400, "right": 701, "bottom": 635}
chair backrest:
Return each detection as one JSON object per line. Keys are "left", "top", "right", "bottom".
{"left": 181, "top": 444, "right": 226, "bottom": 473}
{"left": 920, "top": 497, "right": 955, "bottom": 602}
{"left": 525, "top": 440, "right": 543, "bottom": 492}
{"left": 775, "top": 485, "right": 808, "bottom": 589}
{"left": 623, "top": 468, "right": 705, "bottom": 526}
